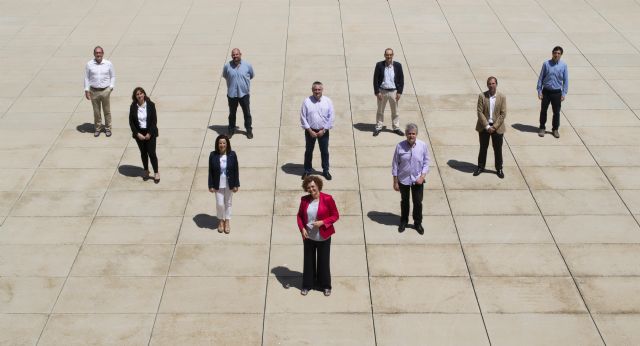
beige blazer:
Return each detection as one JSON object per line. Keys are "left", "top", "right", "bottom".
{"left": 475, "top": 91, "right": 507, "bottom": 134}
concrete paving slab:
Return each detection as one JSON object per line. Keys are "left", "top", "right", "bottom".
{"left": 0, "top": 244, "right": 78, "bottom": 277}
{"left": 150, "top": 314, "right": 263, "bottom": 346}
{"left": 374, "top": 313, "right": 489, "bottom": 346}
{"left": 371, "top": 276, "right": 478, "bottom": 313}
{"left": 577, "top": 277, "right": 640, "bottom": 313}
{"left": 0, "top": 314, "right": 47, "bottom": 346}
{"left": 0, "top": 277, "right": 64, "bottom": 313}
{"left": 264, "top": 313, "right": 375, "bottom": 346}
{"left": 367, "top": 244, "right": 468, "bottom": 277}
{"left": 474, "top": 277, "right": 587, "bottom": 313}
{"left": 71, "top": 244, "right": 173, "bottom": 276}
{"left": 484, "top": 313, "right": 602, "bottom": 346}
{"left": 170, "top": 244, "right": 268, "bottom": 276}
{"left": 54, "top": 276, "right": 165, "bottom": 313}
{"left": 0, "top": 217, "right": 91, "bottom": 245}
{"left": 593, "top": 314, "right": 640, "bottom": 346}
{"left": 465, "top": 244, "right": 569, "bottom": 276}
{"left": 159, "top": 277, "right": 266, "bottom": 314}
{"left": 39, "top": 314, "right": 155, "bottom": 346}
{"left": 547, "top": 215, "right": 640, "bottom": 244}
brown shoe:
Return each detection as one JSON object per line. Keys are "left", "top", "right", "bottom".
{"left": 224, "top": 220, "right": 230, "bottom": 234}
{"left": 218, "top": 220, "right": 225, "bottom": 233}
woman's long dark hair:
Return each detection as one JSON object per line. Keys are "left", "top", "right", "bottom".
{"left": 131, "top": 87, "right": 151, "bottom": 103}
{"left": 215, "top": 134, "right": 231, "bottom": 154}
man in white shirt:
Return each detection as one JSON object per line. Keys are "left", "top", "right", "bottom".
{"left": 300, "top": 81, "right": 335, "bottom": 181}
{"left": 84, "top": 46, "right": 115, "bottom": 137}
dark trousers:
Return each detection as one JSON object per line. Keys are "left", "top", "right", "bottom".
{"left": 539, "top": 89, "right": 562, "bottom": 130}
{"left": 478, "top": 130, "right": 504, "bottom": 170}
{"left": 399, "top": 182, "right": 424, "bottom": 225}
{"left": 228, "top": 94, "right": 252, "bottom": 131}
{"left": 135, "top": 130, "right": 158, "bottom": 173}
{"left": 302, "top": 237, "right": 331, "bottom": 290}
{"left": 304, "top": 130, "right": 330, "bottom": 174}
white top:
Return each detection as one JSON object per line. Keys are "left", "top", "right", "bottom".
{"left": 84, "top": 59, "right": 115, "bottom": 91}
{"left": 300, "top": 95, "right": 335, "bottom": 130}
{"left": 137, "top": 102, "right": 147, "bottom": 129}
{"left": 488, "top": 94, "right": 496, "bottom": 127}
{"left": 305, "top": 199, "right": 325, "bottom": 241}
{"left": 219, "top": 155, "right": 228, "bottom": 189}
{"left": 381, "top": 63, "right": 396, "bottom": 89}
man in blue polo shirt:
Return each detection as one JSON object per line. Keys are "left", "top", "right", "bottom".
{"left": 223, "top": 48, "right": 255, "bottom": 139}
{"left": 537, "top": 46, "right": 569, "bottom": 139}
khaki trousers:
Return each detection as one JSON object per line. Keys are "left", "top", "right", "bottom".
{"left": 90, "top": 88, "right": 112, "bottom": 131}
{"left": 376, "top": 89, "right": 399, "bottom": 131}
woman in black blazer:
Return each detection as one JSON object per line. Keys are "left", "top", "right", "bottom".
{"left": 129, "top": 87, "right": 160, "bottom": 183}
{"left": 208, "top": 134, "right": 240, "bottom": 234}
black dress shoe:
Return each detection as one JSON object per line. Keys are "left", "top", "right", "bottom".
{"left": 473, "top": 167, "right": 483, "bottom": 176}
{"left": 496, "top": 169, "right": 504, "bottom": 179}
{"left": 323, "top": 172, "right": 332, "bottom": 180}
{"left": 373, "top": 129, "right": 380, "bottom": 137}
{"left": 247, "top": 131, "right": 253, "bottom": 139}
{"left": 301, "top": 173, "right": 309, "bottom": 180}
{"left": 398, "top": 222, "right": 407, "bottom": 233}
{"left": 415, "top": 224, "right": 424, "bottom": 235}
{"left": 394, "top": 129, "right": 404, "bottom": 136}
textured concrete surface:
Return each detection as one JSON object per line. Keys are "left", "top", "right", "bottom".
{"left": 1, "top": 0, "right": 640, "bottom": 344}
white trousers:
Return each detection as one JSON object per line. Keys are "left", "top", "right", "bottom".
{"left": 215, "top": 188, "right": 233, "bottom": 220}
{"left": 376, "top": 89, "right": 400, "bottom": 130}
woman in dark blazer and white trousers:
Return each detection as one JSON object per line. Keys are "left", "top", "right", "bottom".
{"left": 129, "top": 87, "right": 159, "bottom": 183}
{"left": 208, "top": 134, "right": 240, "bottom": 234}
{"left": 296, "top": 175, "right": 339, "bottom": 296}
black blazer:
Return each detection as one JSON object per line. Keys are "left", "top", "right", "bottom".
{"left": 129, "top": 100, "right": 159, "bottom": 138}
{"left": 373, "top": 61, "right": 404, "bottom": 95}
{"left": 208, "top": 150, "right": 240, "bottom": 189}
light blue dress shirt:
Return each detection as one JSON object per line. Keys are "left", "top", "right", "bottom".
{"left": 223, "top": 60, "right": 254, "bottom": 98}
{"left": 392, "top": 139, "right": 430, "bottom": 185}
{"left": 536, "top": 59, "right": 569, "bottom": 96}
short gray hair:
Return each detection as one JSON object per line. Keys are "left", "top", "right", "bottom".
{"left": 405, "top": 123, "right": 418, "bottom": 134}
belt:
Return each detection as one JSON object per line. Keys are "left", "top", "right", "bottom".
{"left": 381, "top": 88, "right": 396, "bottom": 91}
{"left": 90, "top": 86, "right": 107, "bottom": 91}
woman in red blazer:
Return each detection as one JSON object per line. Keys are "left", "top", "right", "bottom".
{"left": 296, "top": 175, "right": 339, "bottom": 296}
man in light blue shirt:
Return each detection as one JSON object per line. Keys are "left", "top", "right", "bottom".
{"left": 223, "top": 48, "right": 254, "bottom": 139}
{"left": 537, "top": 46, "right": 568, "bottom": 138}
{"left": 391, "top": 123, "right": 430, "bottom": 234}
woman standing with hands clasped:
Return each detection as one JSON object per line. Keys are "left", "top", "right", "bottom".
{"left": 129, "top": 87, "right": 159, "bottom": 183}
{"left": 208, "top": 135, "right": 240, "bottom": 234}
{"left": 296, "top": 175, "right": 339, "bottom": 296}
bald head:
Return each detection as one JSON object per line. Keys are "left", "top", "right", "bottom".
{"left": 231, "top": 48, "right": 242, "bottom": 63}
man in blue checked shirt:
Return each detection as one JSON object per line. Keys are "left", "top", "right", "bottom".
{"left": 537, "top": 46, "right": 569, "bottom": 139}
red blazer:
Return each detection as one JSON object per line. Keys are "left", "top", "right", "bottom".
{"left": 296, "top": 192, "right": 340, "bottom": 240}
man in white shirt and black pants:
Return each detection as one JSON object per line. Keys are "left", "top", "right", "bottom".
{"left": 300, "top": 81, "right": 335, "bottom": 181}
{"left": 84, "top": 46, "right": 115, "bottom": 137}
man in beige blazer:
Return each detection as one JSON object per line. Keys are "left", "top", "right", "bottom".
{"left": 474, "top": 76, "right": 506, "bottom": 178}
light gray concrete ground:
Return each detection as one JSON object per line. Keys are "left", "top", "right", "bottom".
{"left": 1, "top": 0, "right": 640, "bottom": 345}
